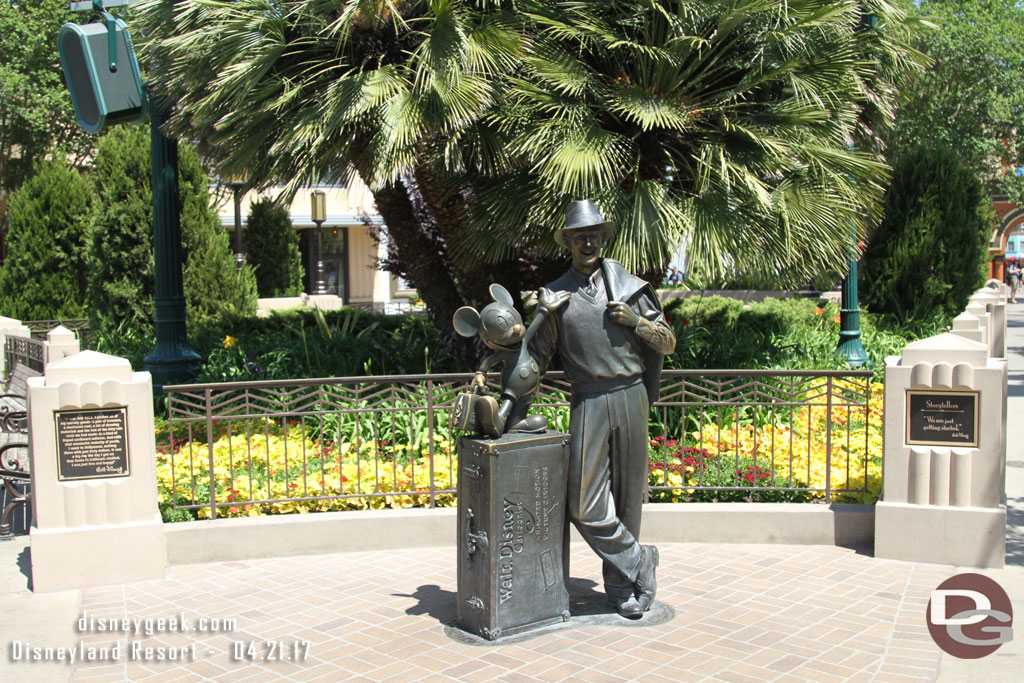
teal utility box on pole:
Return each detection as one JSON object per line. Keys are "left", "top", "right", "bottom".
{"left": 57, "top": 18, "right": 146, "bottom": 133}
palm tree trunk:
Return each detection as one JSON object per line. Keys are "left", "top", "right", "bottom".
{"left": 412, "top": 160, "right": 525, "bottom": 312}
{"left": 368, "top": 181, "right": 477, "bottom": 368}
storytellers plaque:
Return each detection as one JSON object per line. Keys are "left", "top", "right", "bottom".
{"left": 906, "top": 391, "right": 979, "bottom": 448}
{"left": 55, "top": 407, "right": 130, "bottom": 481}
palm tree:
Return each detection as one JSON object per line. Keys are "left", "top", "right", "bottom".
{"left": 136, "top": 0, "right": 925, "bottom": 345}
{"left": 464, "top": 0, "right": 927, "bottom": 286}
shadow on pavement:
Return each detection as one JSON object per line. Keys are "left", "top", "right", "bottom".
{"left": 17, "top": 546, "right": 31, "bottom": 590}
{"left": 1006, "top": 493, "right": 1024, "bottom": 568}
{"left": 395, "top": 584, "right": 457, "bottom": 623}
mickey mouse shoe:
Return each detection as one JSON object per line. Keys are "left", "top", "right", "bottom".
{"left": 475, "top": 396, "right": 505, "bottom": 437}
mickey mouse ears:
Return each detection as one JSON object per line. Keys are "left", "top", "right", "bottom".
{"left": 489, "top": 283, "right": 513, "bottom": 305}
{"left": 452, "top": 307, "right": 480, "bottom": 337}
{"left": 452, "top": 284, "right": 516, "bottom": 337}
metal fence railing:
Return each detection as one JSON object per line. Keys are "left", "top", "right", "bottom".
{"left": 4, "top": 336, "right": 45, "bottom": 377}
{"left": 24, "top": 318, "right": 89, "bottom": 341}
{"left": 162, "top": 369, "right": 877, "bottom": 519}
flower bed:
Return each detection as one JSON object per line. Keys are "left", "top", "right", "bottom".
{"left": 649, "top": 381, "right": 884, "bottom": 504}
{"left": 156, "top": 380, "right": 884, "bottom": 521}
{"left": 156, "top": 422, "right": 457, "bottom": 521}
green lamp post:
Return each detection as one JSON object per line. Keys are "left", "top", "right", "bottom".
{"left": 835, "top": 9, "right": 877, "bottom": 368}
{"left": 143, "top": 94, "right": 201, "bottom": 388}
{"left": 60, "top": 1, "right": 200, "bottom": 388}
{"left": 835, "top": 228, "right": 869, "bottom": 367}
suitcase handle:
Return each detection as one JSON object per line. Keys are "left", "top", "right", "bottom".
{"left": 465, "top": 507, "right": 488, "bottom": 557}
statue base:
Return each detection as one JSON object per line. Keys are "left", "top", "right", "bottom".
{"left": 445, "top": 598, "right": 675, "bottom": 646}
{"left": 455, "top": 431, "right": 570, "bottom": 641}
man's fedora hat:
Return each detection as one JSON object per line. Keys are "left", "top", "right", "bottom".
{"left": 555, "top": 199, "right": 616, "bottom": 248}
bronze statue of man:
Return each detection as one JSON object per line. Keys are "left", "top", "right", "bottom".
{"left": 531, "top": 200, "right": 677, "bottom": 618}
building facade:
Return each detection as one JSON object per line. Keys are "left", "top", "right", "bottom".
{"left": 215, "top": 175, "right": 416, "bottom": 312}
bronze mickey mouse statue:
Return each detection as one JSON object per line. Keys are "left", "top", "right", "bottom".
{"left": 453, "top": 284, "right": 570, "bottom": 437}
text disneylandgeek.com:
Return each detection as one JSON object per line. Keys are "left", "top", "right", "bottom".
{"left": 6, "top": 613, "right": 311, "bottom": 664}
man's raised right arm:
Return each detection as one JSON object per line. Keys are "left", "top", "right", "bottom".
{"left": 528, "top": 287, "right": 562, "bottom": 373}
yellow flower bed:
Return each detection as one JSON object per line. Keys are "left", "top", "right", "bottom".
{"left": 685, "top": 380, "right": 884, "bottom": 503}
{"left": 157, "top": 378, "right": 884, "bottom": 520}
{"left": 157, "top": 429, "right": 457, "bottom": 519}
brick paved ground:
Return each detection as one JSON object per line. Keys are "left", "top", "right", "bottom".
{"left": 62, "top": 542, "right": 954, "bottom": 682}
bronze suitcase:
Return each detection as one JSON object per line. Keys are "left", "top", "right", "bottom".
{"left": 456, "top": 431, "right": 570, "bottom": 640}
{"left": 450, "top": 391, "right": 481, "bottom": 433}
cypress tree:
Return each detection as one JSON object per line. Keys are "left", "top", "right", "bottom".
{"left": 245, "top": 197, "right": 303, "bottom": 297}
{"left": 0, "top": 161, "right": 91, "bottom": 320}
{"left": 862, "top": 146, "right": 989, "bottom": 322}
{"left": 87, "top": 125, "right": 256, "bottom": 336}
{"left": 178, "top": 141, "right": 258, "bottom": 328}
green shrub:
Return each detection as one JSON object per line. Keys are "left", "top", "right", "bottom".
{"left": 862, "top": 146, "right": 989, "bottom": 322}
{"left": 190, "top": 307, "right": 456, "bottom": 381}
{"left": 96, "top": 293, "right": 940, "bottom": 384}
{"left": 86, "top": 125, "right": 257, "bottom": 337}
{"left": 0, "top": 161, "right": 91, "bottom": 319}
{"left": 245, "top": 198, "right": 303, "bottom": 297}
{"left": 86, "top": 317, "right": 154, "bottom": 369}
{"left": 663, "top": 295, "right": 944, "bottom": 381}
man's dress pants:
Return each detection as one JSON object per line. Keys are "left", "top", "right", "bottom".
{"left": 564, "top": 379, "right": 648, "bottom": 597}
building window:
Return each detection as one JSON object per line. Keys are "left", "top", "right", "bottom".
{"left": 323, "top": 227, "right": 348, "bottom": 301}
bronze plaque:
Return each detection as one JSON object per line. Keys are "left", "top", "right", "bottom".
{"left": 55, "top": 407, "right": 130, "bottom": 481}
{"left": 906, "top": 391, "right": 979, "bottom": 448}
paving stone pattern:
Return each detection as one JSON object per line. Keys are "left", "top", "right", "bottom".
{"left": 70, "top": 542, "right": 954, "bottom": 682}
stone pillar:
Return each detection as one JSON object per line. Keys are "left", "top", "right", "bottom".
{"left": 985, "top": 278, "right": 1009, "bottom": 297}
{"left": 875, "top": 333, "right": 1007, "bottom": 567}
{"left": 43, "top": 325, "right": 80, "bottom": 366}
{"left": 964, "top": 301, "right": 990, "bottom": 348}
{"left": 970, "top": 288, "right": 1007, "bottom": 360}
{"left": 950, "top": 311, "right": 983, "bottom": 344}
{"left": 374, "top": 230, "right": 393, "bottom": 307}
{"left": 304, "top": 293, "right": 343, "bottom": 311}
{"left": 27, "top": 351, "right": 166, "bottom": 591}
{"left": 0, "top": 316, "right": 31, "bottom": 377}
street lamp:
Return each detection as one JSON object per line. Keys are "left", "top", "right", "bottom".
{"left": 61, "top": 1, "right": 200, "bottom": 389}
{"left": 835, "top": 222, "right": 870, "bottom": 367}
{"left": 835, "top": 10, "right": 876, "bottom": 368}
{"left": 311, "top": 190, "right": 328, "bottom": 295}
{"left": 225, "top": 171, "right": 248, "bottom": 272}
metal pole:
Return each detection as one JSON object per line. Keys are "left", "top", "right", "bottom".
{"left": 232, "top": 184, "right": 244, "bottom": 272}
{"left": 314, "top": 219, "right": 327, "bottom": 294}
{"left": 835, "top": 228, "right": 869, "bottom": 367}
{"left": 143, "top": 93, "right": 200, "bottom": 389}
{"left": 836, "top": 10, "right": 877, "bottom": 368}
